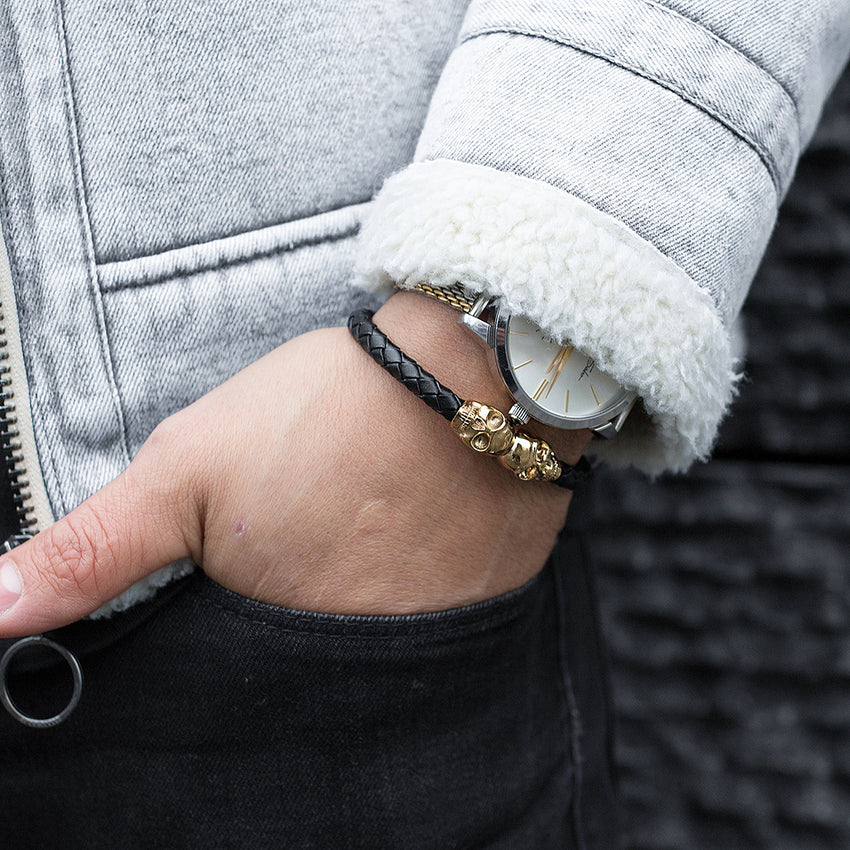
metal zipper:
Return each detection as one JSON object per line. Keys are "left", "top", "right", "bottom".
{"left": 0, "top": 334, "right": 38, "bottom": 549}
{"left": 0, "top": 221, "right": 81, "bottom": 728}
{"left": 0, "top": 220, "right": 52, "bottom": 547}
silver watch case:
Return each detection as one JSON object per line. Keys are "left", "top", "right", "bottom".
{"left": 461, "top": 297, "right": 637, "bottom": 437}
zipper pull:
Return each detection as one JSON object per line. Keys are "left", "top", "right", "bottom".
{"left": 1, "top": 635, "right": 83, "bottom": 728}
{"left": 1, "top": 534, "right": 83, "bottom": 728}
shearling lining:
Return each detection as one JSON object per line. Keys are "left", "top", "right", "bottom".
{"left": 355, "top": 158, "right": 738, "bottom": 475}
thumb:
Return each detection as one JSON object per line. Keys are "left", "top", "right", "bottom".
{"left": 0, "top": 427, "right": 202, "bottom": 637}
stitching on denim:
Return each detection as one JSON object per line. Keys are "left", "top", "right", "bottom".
{"left": 193, "top": 590, "right": 532, "bottom": 642}
{"left": 98, "top": 222, "right": 362, "bottom": 293}
{"left": 638, "top": 0, "right": 799, "bottom": 126}
{"left": 553, "top": 562, "right": 587, "bottom": 850}
{"left": 54, "top": 0, "right": 131, "bottom": 467}
{"left": 459, "top": 25, "right": 788, "bottom": 197}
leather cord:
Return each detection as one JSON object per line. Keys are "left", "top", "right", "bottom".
{"left": 348, "top": 309, "right": 463, "bottom": 421}
{"left": 552, "top": 456, "right": 594, "bottom": 490}
{"left": 347, "top": 309, "right": 592, "bottom": 490}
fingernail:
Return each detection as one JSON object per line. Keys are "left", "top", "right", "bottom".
{"left": 0, "top": 560, "right": 22, "bottom": 613}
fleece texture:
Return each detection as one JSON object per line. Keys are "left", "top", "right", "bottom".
{"left": 355, "top": 159, "right": 738, "bottom": 475}
{"left": 88, "top": 559, "right": 196, "bottom": 619}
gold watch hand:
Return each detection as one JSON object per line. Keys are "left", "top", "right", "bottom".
{"left": 544, "top": 346, "right": 565, "bottom": 376}
{"left": 531, "top": 347, "right": 564, "bottom": 403}
{"left": 544, "top": 345, "right": 574, "bottom": 398}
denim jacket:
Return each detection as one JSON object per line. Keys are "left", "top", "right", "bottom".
{"left": 0, "top": 1, "right": 848, "bottom": 614}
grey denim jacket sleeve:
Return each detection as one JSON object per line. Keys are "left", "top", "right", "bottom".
{"left": 356, "top": 0, "right": 850, "bottom": 474}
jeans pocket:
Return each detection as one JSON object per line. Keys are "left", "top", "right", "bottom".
{"left": 158, "top": 563, "right": 575, "bottom": 848}
{"left": 2, "top": 560, "right": 579, "bottom": 850}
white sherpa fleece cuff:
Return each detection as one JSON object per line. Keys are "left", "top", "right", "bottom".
{"left": 354, "top": 159, "right": 738, "bottom": 475}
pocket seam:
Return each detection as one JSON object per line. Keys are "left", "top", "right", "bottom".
{"left": 191, "top": 571, "right": 544, "bottom": 642}
{"left": 97, "top": 202, "right": 368, "bottom": 292}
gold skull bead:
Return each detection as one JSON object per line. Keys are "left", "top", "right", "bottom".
{"left": 500, "top": 432, "right": 562, "bottom": 482}
{"left": 450, "top": 401, "right": 514, "bottom": 456}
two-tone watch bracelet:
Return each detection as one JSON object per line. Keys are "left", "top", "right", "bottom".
{"left": 347, "top": 309, "right": 593, "bottom": 490}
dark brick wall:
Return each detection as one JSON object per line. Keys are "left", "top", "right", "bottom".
{"left": 589, "top": 70, "right": 850, "bottom": 849}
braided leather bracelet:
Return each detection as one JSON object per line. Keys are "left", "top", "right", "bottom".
{"left": 348, "top": 309, "right": 593, "bottom": 490}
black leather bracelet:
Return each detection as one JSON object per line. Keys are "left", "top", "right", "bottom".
{"left": 348, "top": 309, "right": 593, "bottom": 491}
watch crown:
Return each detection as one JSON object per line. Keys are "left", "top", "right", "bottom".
{"left": 508, "top": 403, "right": 531, "bottom": 426}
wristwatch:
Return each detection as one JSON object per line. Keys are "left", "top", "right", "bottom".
{"left": 412, "top": 283, "right": 638, "bottom": 439}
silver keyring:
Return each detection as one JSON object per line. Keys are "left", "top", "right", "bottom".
{"left": 1, "top": 636, "right": 83, "bottom": 728}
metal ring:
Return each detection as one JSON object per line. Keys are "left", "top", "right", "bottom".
{"left": 1, "top": 636, "right": 83, "bottom": 728}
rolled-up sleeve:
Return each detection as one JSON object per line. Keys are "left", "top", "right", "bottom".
{"left": 355, "top": 0, "right": 850, "bottom": 474}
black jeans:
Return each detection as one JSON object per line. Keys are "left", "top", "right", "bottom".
{"left": 1, "top": 510, "right": 618, "bottom": 849}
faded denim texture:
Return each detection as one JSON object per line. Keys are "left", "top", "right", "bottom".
{"left": 0, "top": 0, "right": 467, "bottom": 517}
{"left": 416, "top": 0, "right": 850, "bottom": 326}
{"left": 0, "top": 0, "right": 848, "bottom": 519}
{"left": 0, "top": 3, "right": 848, "bottom": 846}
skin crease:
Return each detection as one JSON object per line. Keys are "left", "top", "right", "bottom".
{"left": 0, "top": 292, "right": 592, "bottom": 638}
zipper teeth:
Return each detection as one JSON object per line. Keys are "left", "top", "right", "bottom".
{"left": 0, "top": 306, "right": 36, "bottom": 545}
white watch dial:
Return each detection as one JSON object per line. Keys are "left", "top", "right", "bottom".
{"left": 504, "top": 315, "right": 625, "bottom": 423}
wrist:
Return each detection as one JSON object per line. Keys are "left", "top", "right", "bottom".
{"left": 372, "top": 290, "right": 593, "bottom": 466}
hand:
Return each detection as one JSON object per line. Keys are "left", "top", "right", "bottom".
{"left": 0, "top": 293, "right": 591, "bottom": 638}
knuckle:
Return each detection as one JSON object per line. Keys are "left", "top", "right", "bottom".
{"left": 138, "top": 410, "right": 205, "bottom": 481}
{"left": 142, "top": 414, "right": 187, "bottom": 462}
{"left": 35, "top": 505, "right": 117, "bottom": 600}
{"left": 140, "top": 409, "right": 214, "bottom": 504}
